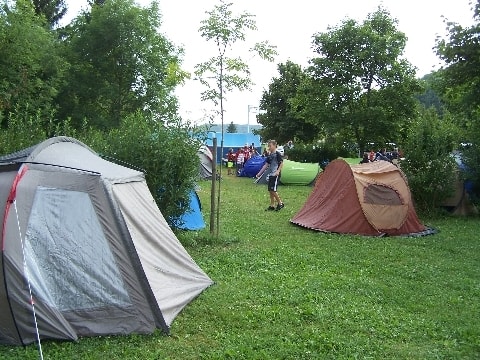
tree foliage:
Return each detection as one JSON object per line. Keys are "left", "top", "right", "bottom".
{"left": 401, "top": 109, "right": 458, "bottom": 211}
{"left": 416, "top": 72, "right": 444, "bottom": 115}
{"left": 226, "top": 121, "right": 237, "bottom": 133}
{"left": 104, "top": 112, "right": 201, "bottom": 222}
{"left": 298, "top": 8, "right": 420, "bottom": 152}
{"left": 257, "top": 61, "right": 319, "bottom": 143}
{"left": 32, "top": 0, "right": 67, "bottom": 27}
{"left": 436, "top": 0, "right": 480, "bottom": 196}
{"left": 0, "top": 0, "right": 201, "bottom": 224}
{"left": 436, "top": 0, "right": 480, "bottom": 114}
{"left": 57, "top": 0, "right": 186, "bottom": 129}
{"left": 0, "top": 0, "right": 67, "bottom": 125}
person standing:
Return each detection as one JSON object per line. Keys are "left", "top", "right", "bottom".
{"left": 236, "top": 149, "right": 245, "bottom": 174}
{"left": 360, "top": 152, "right": 370, "bottom": 164}
{"left": 256, "top": 140, "right": 285, "bottom": 211}
{"left": 226, "top": 148, "right": 235, "bottom": 175}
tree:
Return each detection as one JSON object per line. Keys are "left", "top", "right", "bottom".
{"left": 401, "top": 109, "right": 458, "bottom": 211}
{"left": 32, "top": 0, "right": 67, "bottom": 27}
{"left": 436, "top": 0, "right": 480, "bottom": 114}
{"left": 57, "top": 0, "right": 186, "bottom": 129}
{"left": 299, "top": 8, "right": 420, "bottom": 152}
{"left": 436, "top": 0, "right": 480, "bottom": 196}
{"left": 257, "top": 61, "right": 319, "bottom": 143}
{"left": 416, "top": 72, "right": 444, "bottom": 115}
{"left": 195, "top": 0, "right": 276, "bottom": 235}
{"left": 0, "top": 0, "right": 67, "bottom": 126}
{"left": 226, "top": 121, "right": 237, "bottom": 133}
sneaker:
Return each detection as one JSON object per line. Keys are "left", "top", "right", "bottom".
{"left": 275, "top": 203, "right": 285, "bottom": 211}
{"left": 265, "top": 206, "right": 275, "bottom": 211}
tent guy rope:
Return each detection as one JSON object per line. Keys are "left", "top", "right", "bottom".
{"left": 13, "top": 200, "right": 44, "bottom": 360}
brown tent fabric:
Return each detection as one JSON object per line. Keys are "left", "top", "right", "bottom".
{"left": 291, "top": 159, "right": 431, "bottom": 236}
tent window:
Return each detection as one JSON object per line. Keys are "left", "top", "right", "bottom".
{"left": 364, "top": 184, "right": 403, "bottom": 206}
{"left": 24, "top": 187, "right": 131, "bottom": 312}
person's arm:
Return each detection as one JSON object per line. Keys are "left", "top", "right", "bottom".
{"left": 256, "top": 163, "right": 269, "bottom": 178}
{"left": 274, "top": 160, "right": 284, "bottom": 176}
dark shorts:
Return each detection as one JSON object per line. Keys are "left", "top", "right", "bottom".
{"left": 267, "top": 175, "right": 279, "bottom": 192}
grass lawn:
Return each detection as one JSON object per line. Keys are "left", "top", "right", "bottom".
{"left": 1, "top": 175, "right": 479, "bottom": 359}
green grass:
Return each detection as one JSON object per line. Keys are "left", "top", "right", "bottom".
{"left": 1, "top": 176, "right": 479, "bottom": 359}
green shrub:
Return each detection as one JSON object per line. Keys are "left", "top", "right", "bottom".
{"left": 401, "top": 109, "right": 459, "bottom": 211}
{"left": 0, "top": 107, "right": 48, "bottom": 154}
{"left": 104, "top": 112, "right": 201, "bottom": 223}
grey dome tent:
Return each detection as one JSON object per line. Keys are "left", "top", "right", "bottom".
{"left": 0, "top": 137, "right": 213, "bottom": 345}
{"left": 198, "top": 145, "right": 213, "bottom": 180}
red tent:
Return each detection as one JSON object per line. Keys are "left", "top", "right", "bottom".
{"left": 291, "top": 159, "right": 433, "bottom": 236}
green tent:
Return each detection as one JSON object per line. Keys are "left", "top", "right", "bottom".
{"left": 280, "top": 160, "right": 321, "bottom": 186}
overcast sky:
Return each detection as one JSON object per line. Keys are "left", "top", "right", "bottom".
{"left": 65, "top": 0, "right": 475, "bottom": 126}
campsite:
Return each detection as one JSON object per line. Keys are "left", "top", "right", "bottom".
{"left": 1, "top": 0, "right": 480, "bottom": 358}
{"left": 1, "top": 173, "right": 478, "bottom": 359}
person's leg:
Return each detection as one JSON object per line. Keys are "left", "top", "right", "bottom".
{"left": 265, "top": 176, "right": 276, "bottom": 210}
{"left": 273, "top": 192, "right": 282, "bottom": 205}
{"left": 271, "top": 175, "right": 284, "bottom": 210}
{"left": 269, "top": 191, "right": 276, "bottom": 206}
{"left": 274, "top": 191, "right": 285, "bottom": 210}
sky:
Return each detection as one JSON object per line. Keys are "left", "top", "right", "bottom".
{"left": 65, "top": 0, "right": 475, "bottom": 126}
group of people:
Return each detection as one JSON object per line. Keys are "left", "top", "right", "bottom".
{"left": 360, "top": 148, "right": 401, "bottom": 165}
{"left": 225, "top": 144, "right": 260, "bottom": 175}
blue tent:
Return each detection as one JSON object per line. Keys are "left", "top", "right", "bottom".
{"left": 175, "top": 191, "right": 206, "bottom": 231}
{"left": 239, "top": 156, "right": 266, "bottom": 178}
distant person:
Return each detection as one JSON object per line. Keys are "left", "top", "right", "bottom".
{"left": 236, "top": 149, "right": 245, "bottom": 173}
{"left": 256, "top": 140, "right": 285, "bottom": 211}
{"left": 360, "top": 153, "right": 370, "bottom": 164}
{"left": 375, "top": 148, "right": 391, "bottom": 162}
{"left": 226, "top": 148, "right": 235, "bottom": 175}
{"left": 320, "top": 159, "right": 330, "bottom": 170}
{"left": 369, "top": 150, "right": 375, "bottom": 162}
{"left": 243, "top": 145, "right": 251, "bottom": 163}
{"left": 251, "top": 147, "right": 260, "bottom": 157}
{"left": 391, "top": 147, "right": 400, "bottom": 166}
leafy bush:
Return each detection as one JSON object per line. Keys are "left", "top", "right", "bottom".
{"left": 103, "top": 112, "right": 201, "bottom": 223}
{"left": 0, "top": 107, "right": 51, "bottom": 155}
{"left": 286, "top": 140, "right": 354, "bottom": 164}
{"left": 401, "top": 109, "right": 459, "bottom": 211}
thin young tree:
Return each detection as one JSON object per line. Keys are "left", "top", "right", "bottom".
{"left": 195, "top": 0, "right": 276, "bottom": 236}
